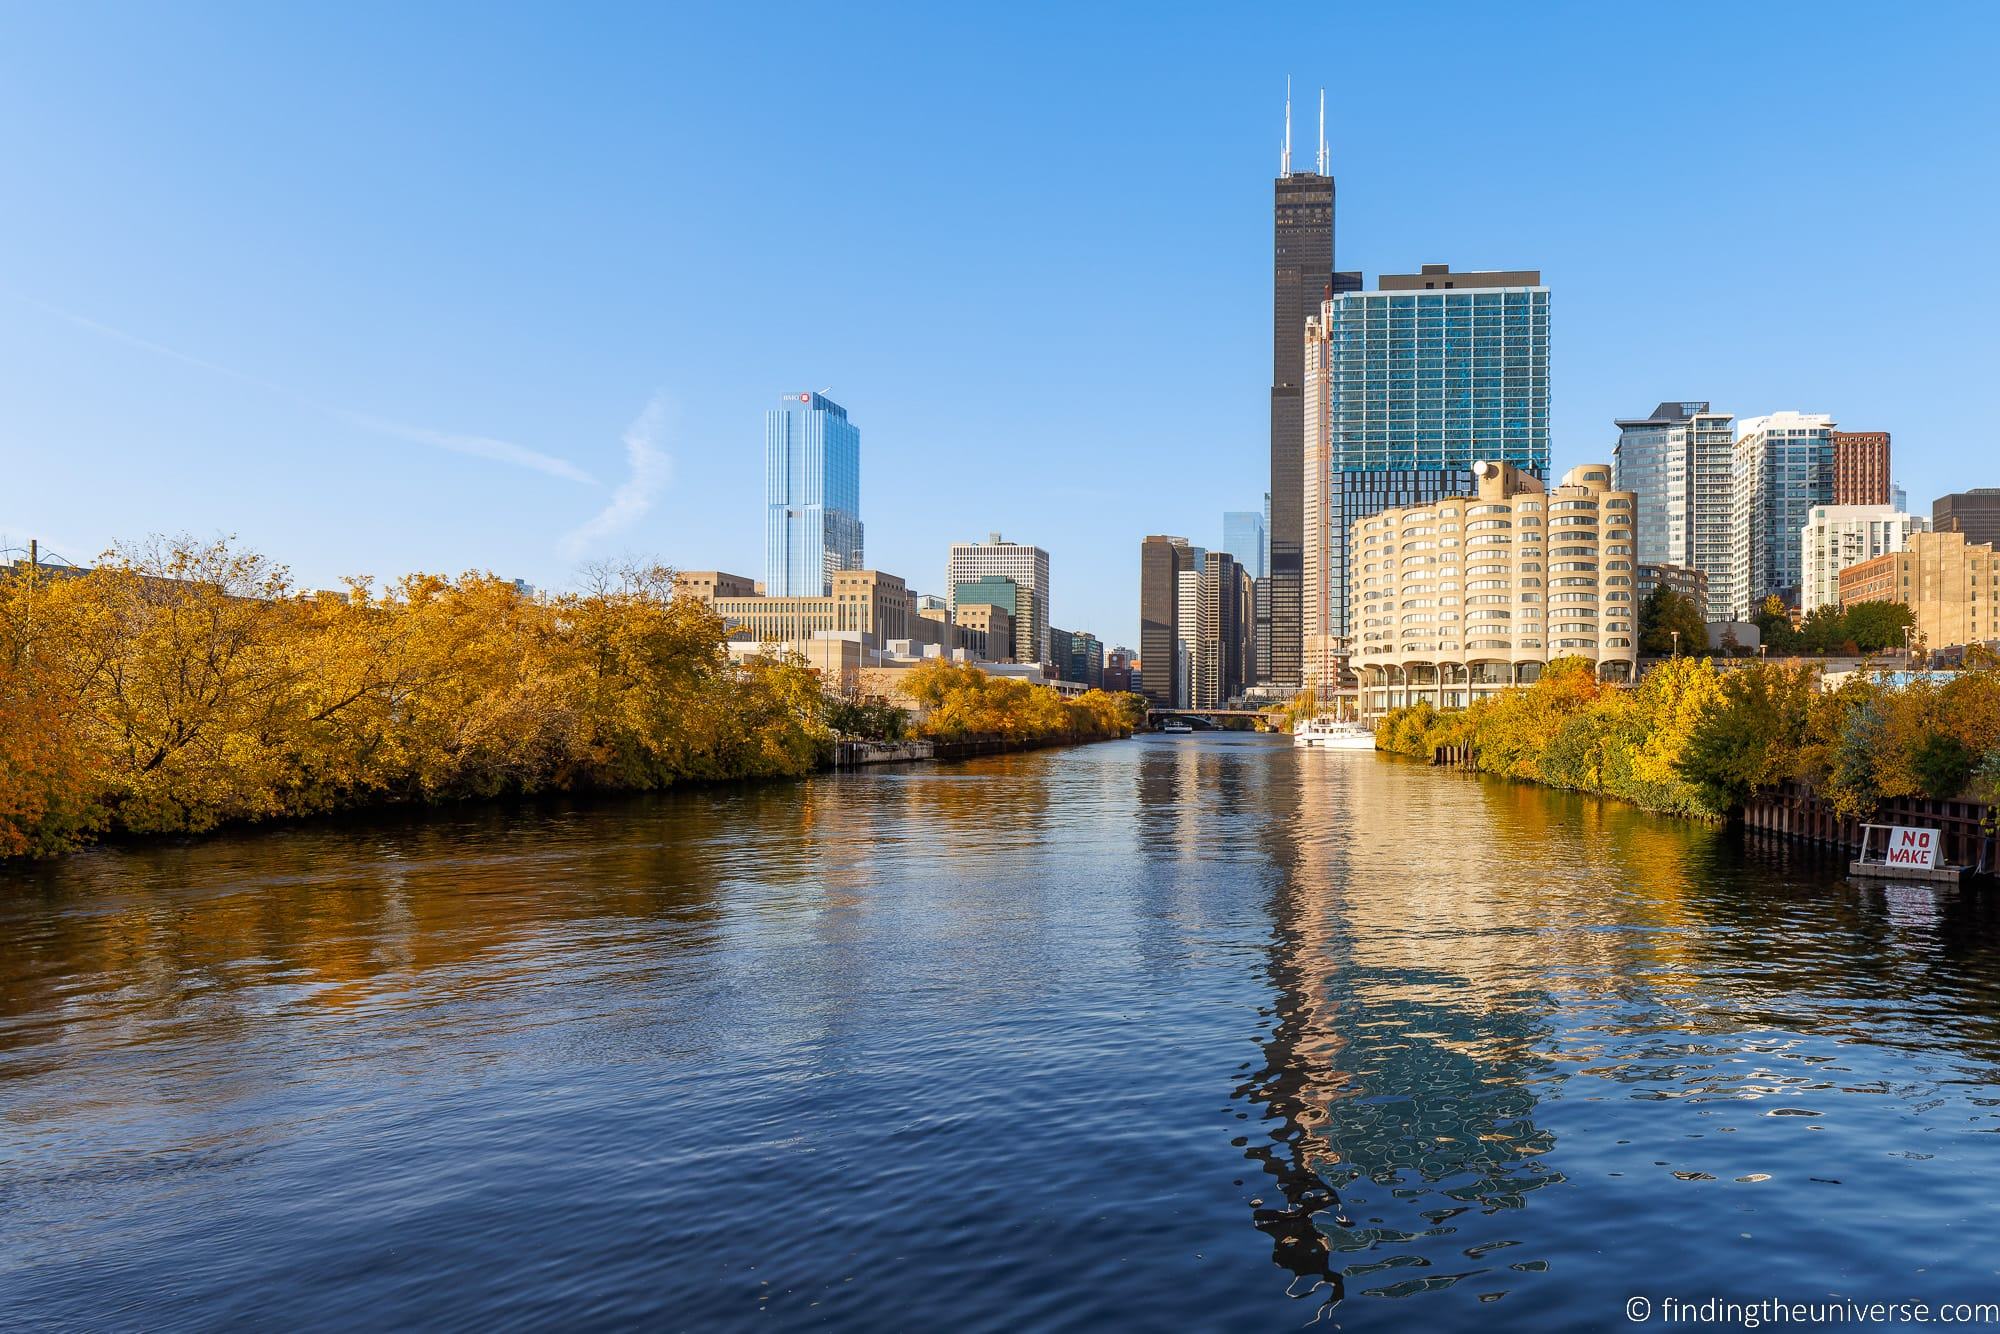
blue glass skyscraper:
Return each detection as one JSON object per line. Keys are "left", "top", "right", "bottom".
{"left": 765, "top": 391, "right": 862, "bottom": 597}
{"left": 1223, "top": 509, "right": 1268, "bottom": 580}
{"left": 1302, "top": 264, "right": 1550, "bottom": 678}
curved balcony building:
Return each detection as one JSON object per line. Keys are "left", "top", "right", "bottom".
{"left": 1351, "top": 461, "right": 1638, "bottom": 718}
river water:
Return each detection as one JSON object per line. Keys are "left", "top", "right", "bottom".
{"left": 4, "top": 733, "right": 2000, "bottom": 1331}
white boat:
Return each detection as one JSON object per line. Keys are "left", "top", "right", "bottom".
{"left": 1292, "top": 715, "right": 1376, "bottom": 751}
{"left": 1160, "top": 720, "right": 1194, "bottom": 734}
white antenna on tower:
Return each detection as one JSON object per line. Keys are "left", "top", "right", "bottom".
{"left": 1281, "top": 76, "right": 1292, "bottom": 176}
{"left": 1317, "top": 88, "right": 1328, "bottom": 175}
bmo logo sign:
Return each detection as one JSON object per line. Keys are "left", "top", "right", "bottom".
{"left": 1884, "top": 826, "right": 1940, "bottom": 870}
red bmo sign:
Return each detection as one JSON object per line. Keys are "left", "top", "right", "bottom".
{"left": 1885, "top": 826, "right": 1940, "bottom": 870}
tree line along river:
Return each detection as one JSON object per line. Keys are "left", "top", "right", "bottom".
{"left": 4, "top": 732, "right": 1999, "bottom": 1330}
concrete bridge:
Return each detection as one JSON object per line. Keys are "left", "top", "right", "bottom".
{"left": 1147, "top": 708, "right": 1272, "bottom": 730}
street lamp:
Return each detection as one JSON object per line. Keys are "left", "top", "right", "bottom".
{"left": 1670, "top": 629, "right": 1680, "bottom": 658}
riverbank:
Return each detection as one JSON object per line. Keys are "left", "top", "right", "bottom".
{"left": 0, "top": 540, "right": 1140, "bottom": 860}
{"left": 12, "top": 730, "right": 2000, "bottom": 1329}
{"left": 1377, "top": 654, "right": 2000, "bottom": 860}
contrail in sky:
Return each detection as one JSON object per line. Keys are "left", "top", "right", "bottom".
{"left": 560, "top": 394, "right": 674, "bottom": 557}
{"left": 23, "top": 298, "right": 599, "bottom": 485}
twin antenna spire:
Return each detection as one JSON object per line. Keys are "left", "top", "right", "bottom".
{"left": 1281, "top": 77, "right": 1329, "bottom": 177}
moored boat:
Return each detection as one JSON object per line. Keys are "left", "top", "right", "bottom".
{"left": 1292, "top": 715, "right": 1375, "bottom": 751}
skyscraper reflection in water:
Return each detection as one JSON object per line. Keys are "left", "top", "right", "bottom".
{"left": 1233, "top": 750, "right": 1567, "bottom": 1311}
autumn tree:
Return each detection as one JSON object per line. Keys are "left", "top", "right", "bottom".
{"left": 1677, "top": 661, "right": 1816, "bottom": 810}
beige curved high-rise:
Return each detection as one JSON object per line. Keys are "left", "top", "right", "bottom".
{"left": 1350, "top": 461, "right": 1639, "bottom": 718}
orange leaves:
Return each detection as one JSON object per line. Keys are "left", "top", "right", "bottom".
{"left": 903, "top": 660, "right": 1138, "bottom": 744}
{"left": 0, "top": 542, "right": 835, "bottom": 857}
{"left": 0, "top": 660, "right": 101, "bottom": 857}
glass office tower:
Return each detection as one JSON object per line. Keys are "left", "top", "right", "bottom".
{"left": 1223, "top": 509, "right": 1268, "bottom": 580}
{"left": 1729, "top": 411, "right": 1835, "bottom": 616}
{"left": 1612, "top": 401, "right": 1737, "bottom": 620}
{"left": 1301, "top": 265, "right": 1550, "bottom": 682}
{"left": 765, "top": 392, "right": 862, "bottom": 597}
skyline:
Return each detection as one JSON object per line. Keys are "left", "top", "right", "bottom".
{"left": 5, "top": 4, "right": 1999, "bottom": 648}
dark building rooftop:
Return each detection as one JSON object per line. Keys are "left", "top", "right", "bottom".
{"left": 1934, "top": 490, "right": 2000, "bottom": 547}
{"left": 1377, "top": 262, "right": 1542, "bottom": 291}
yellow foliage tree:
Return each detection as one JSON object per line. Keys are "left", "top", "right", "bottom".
{"left": 0, "top": 538, "right": 839, "bottom": 857}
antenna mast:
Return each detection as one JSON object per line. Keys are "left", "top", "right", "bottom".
{"left": 1281, "top": 77, "right": 1292, "bottom": 176}
{"left": 1317, "top": 89, "right": 1328, "bottom": 174}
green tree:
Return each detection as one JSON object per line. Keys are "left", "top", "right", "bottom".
{"left": 1910, "top": 731, "right": 1976, "bottom": 799}
{"left": 1638, "top": 586, "right": 1707, "bottom": 657}
{"left": 1753, "top": 594, "right": 1800, "bottom": 654}
{"left": 1842, "top": 600, "right": 1915, "bottom": 654}
{"left": 1796, "top": 605, "right": 1846, "bottom": 655}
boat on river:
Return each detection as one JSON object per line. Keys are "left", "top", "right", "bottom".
{"left": 1292, "top": 716, "right": 1376, "bottom": 751}
{"left": 1160, "top": 720, "right": 1194, "bottom": 734}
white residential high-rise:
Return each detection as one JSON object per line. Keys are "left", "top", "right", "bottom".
{"left": 1730, "top": 412, "right": 1837, "bottom": 616}
{"left": 1800, "top": 505, "right": 1928, "bottom": 612}
{"left": 945, "top": 533, "right": 1051, "bottom": 664}
{"left": 1611, "top": 401, "right": 1736, "bottom": 620}
{"left": 1175, "top": 556, "right": 1204, "bottom": 710}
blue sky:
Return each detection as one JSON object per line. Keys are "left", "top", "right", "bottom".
{"left": 4, "top": 2, "right": 1997, "bottom": 647}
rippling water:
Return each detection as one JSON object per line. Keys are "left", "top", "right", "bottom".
{"left": 5, "top": 734, "right": 2000, "bottom": 1330}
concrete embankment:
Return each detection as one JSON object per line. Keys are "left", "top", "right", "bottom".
{"left": 831, "top": 734, "right": 1125, "bottom": 770}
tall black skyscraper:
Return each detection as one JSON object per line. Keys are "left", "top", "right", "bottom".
{"left": 1139, "top": 535, "right": 1196, "bottom": 710}
{"left": 1267, "top": 85, "right": 1335, "bottom": 689}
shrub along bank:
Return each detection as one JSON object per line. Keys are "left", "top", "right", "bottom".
{"left": 896, "top": 659, "right": 1146, "bottom": 744}
{"left": 1375, "top": 653, "right": 2000, "bottom": 824}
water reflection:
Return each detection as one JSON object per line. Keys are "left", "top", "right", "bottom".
{"left": 7, "top": 739, "right": 2000, "bottom": 1329}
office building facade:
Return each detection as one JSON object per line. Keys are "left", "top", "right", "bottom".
{"left": 1223, "top": 509, "right": 1268, "bottom": 581}
{"left": 1138, "top": 536, "right": 1196, "bottom": 710}
{"left": 673, "top": 570, "right": 760, "bottom": 601}
{"left": 1612, "top": 400, "right": 1736, "bottom": 620}
{"left": 700, "top": 569, "right": 911, "bottom": 653}
{"left": 1050, "top": 628, "right": 1104, "bottom": 688}
{"left": 1351, "top": 461, "right": 1637, "bottom": 718}
{"left": 1635, "top": 562, "right": 1709, "bottom": 612}
{"left": 1800, "top": 504, "right": 1926, "bottom": 613}
{"left": 1831, "top": 430, "right": 1892, "bottom": 506}
{"left": 951, "top": 603, "right": 1012, "bottom": 663}
{"left": 1176, "top": 561, "right": 1203, "bottom": 709}
{"left": 945, "top": 534, "right": 1050, "bottom": 663}
{"left": 1729, "top": 412, "right": 1836, "bottom": 615}
{"left": 953, "top": 574, "right": 1040, "bottom": 665}
{"left": 1302, "top": 265, "right": 1552, "bottom": 686}
{"left": 1103, "top": 647, "right": 1136, "bottom": 694}
{"left": 1267, "top": 87, "right": 1352, "bottom": 692}
{"left": 1193, "top": 551, "right": 1253, "bottom": 708}
{"left": 765, "top": 392, "right": 862, "bottom": 597}
{"left": 1840, "top": 530, "right": 2000, "bottom": 650}
{"left": 1934, "top": 489, "right": 2000, "bottom": 549}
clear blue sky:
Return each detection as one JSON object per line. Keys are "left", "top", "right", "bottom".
{"left": 5, "top": 2, "right": 1997, "bottom": 648}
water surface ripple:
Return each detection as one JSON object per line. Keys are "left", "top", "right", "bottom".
{"left": 5, "top": 734, "right": 2000, "bottom": 1330}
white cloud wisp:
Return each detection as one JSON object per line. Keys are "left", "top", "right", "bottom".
{"left": 560, "top": 394, "right": 674, "bottom": 558}
{"left": 25, "top": 298, "right": 598, "bottom": 485}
